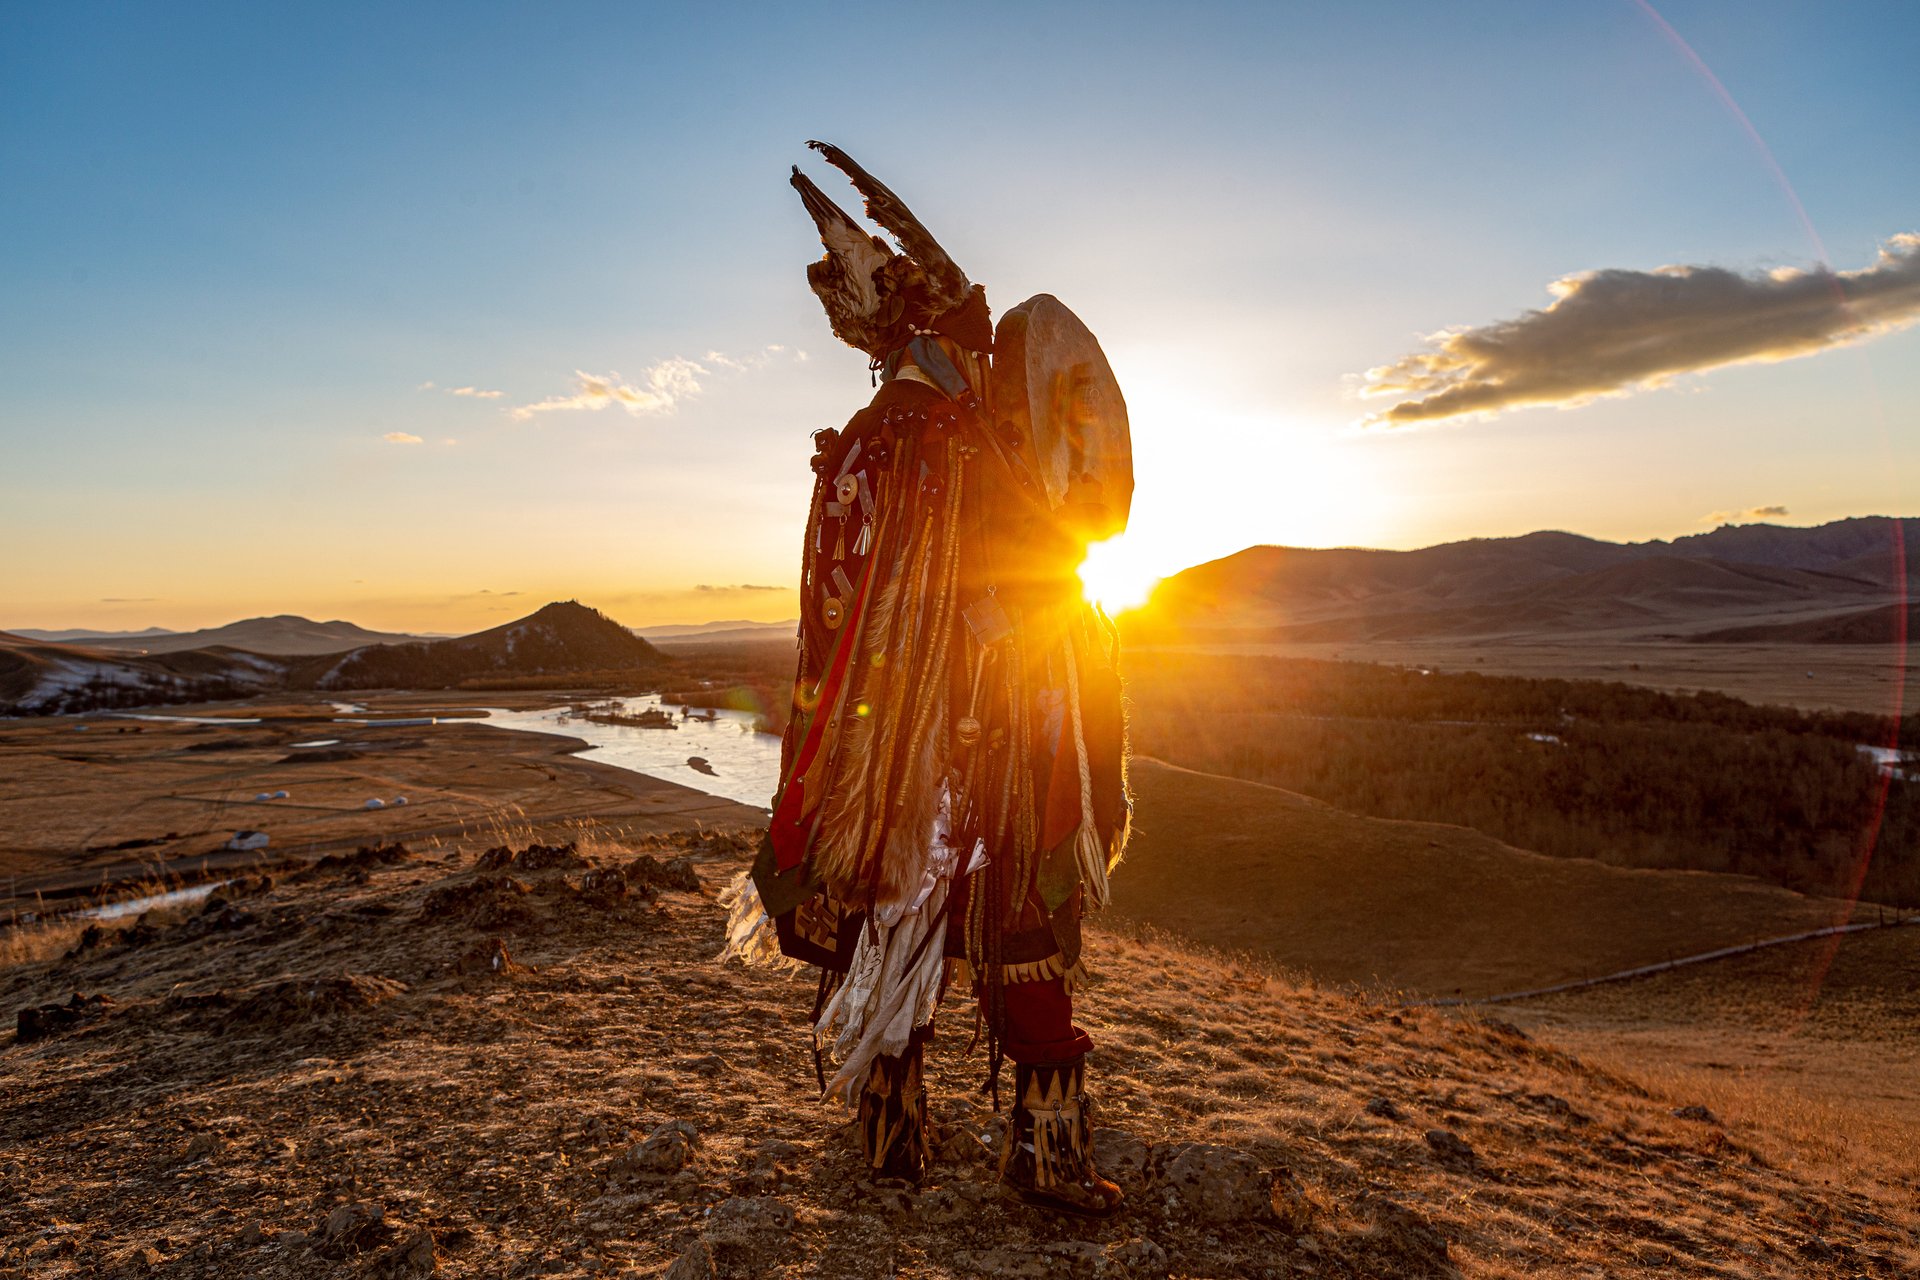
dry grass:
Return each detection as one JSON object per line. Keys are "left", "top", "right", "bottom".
{"left": 3, "top": 823, "right": 1913, "bottom": 1278}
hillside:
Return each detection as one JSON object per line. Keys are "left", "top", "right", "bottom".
{"left": 298, "top": 602, "right": 667, "bottom": 691}
{"left": 1134, "top": 516, "right": 1914, "bottom": 643}
{"left": 3, "top": 826, "right": 1913, "bottom": 1278}
{"left": 0, "top": 633, "right": 286, "bottom": 715}
{"left": 1687, "top": 601, "right": 1920, "bottom": 645}
{"left": 86, "top": 615, "right": 424, "bottom": 656}
{"left": 1111, "top": 759, "right": 1870, "bottom": 997}
{"left": 0, "top": 603, "right": 669, "bottom": 713}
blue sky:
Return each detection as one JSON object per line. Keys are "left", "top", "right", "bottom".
{"left": 3, "top": 0, "right": 1916, "bottom": 630}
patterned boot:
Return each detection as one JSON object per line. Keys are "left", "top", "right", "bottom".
{"left": 999, "top": 1055, "right": 1124, "bottom": 1217}
{"left": 857, "top": 1044, "right": 929, "bottom": 1183}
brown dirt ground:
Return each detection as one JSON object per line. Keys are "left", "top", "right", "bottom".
{"left": 3, "top": 825, "right": 1915, "bottom": 1279}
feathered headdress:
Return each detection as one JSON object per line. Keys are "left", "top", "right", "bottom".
{"left": 791, "top": 141, "right": 991, "bottom": 358}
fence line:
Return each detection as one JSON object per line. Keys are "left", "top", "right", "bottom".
{"left": 1415, "top": 911, "right": 1920, "bottom": 1008}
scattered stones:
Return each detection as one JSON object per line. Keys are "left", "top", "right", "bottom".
{"left": 1423, "top": 1127, "right": 1479, "bottom": 1170}
{"left": 1364, "top": 1096, "right": 1404, "bottom": 1121}
{"left": 1671, "top": 1103, "right": 1719, "bottom": 1123}
{"left": 611, "top": 1121, "right": 698, "bottom": 1177}
{"left": 1107, "top": 1238, "right": 1170, "bottom": 1277}
{"left": 15, "top": 993, "right": 114, "bottom": 1043}
{"left": 1157, "top": 1143, "right": 1274, "bottom": 1224}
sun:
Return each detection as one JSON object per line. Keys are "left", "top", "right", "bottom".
{"left": 1077, "top": 535, "right": 1161, "bottom": 614}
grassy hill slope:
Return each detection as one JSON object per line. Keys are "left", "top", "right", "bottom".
{"left": 1111, "top": 758, "right": 1870, "bottom": 998}
{"left": 2, "top": 826, "right": 1912, "bottom": 1278}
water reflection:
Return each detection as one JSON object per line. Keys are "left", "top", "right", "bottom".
{"left": 481, "top": 695, "right": 779, "bottom": 810}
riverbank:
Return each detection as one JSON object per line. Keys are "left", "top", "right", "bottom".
{"left": 0, "top": 696, "right": 766, "bottom": 917}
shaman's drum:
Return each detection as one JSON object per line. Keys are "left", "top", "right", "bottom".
{"left": 992, "top": 294, "right": 1132, "bottom": 544}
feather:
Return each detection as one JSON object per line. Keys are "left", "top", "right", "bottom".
{"left": 806, "top": 141, "right": 970, "bottom": 313}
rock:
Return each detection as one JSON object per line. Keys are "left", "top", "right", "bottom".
{"left": 173, "top": 1132, "right": 221, "bottom": 1166}
{"left": 577, "top": 866, "right": 631, "bottom": 907}
{"left": 612, "top": 1122, "right": 697, "bottom": 1176}
{"left": 318, "top": 1201, "right": 390, "bottom": 1256}
{"left": 16, "top": 993, "right": 113, "bottom": 1043}
{"left": 1107, "top": 1238, "right": 1170, "bottom": 1277}
{"left": 370, "top": 1226, "right": 438, "bottom": 1277}
{"left": 1158, "top": 1144, "right": 1273, "bottom": 1224}
{"left": 1671, "top": 1104, "right": 1718, "bottom": 1123}
{"left": 663, "top": 1239, "right": 716, "bottom": 1280}
{"left": 1093, "top": 1127, "right": 1151, "bottom": 1189}
{"left": 1423, "top": 1127, "right": 1478, "bottom": 1169}
{"left": 626, "top": 854, "right": 702, "bottom": 894}
{"left": 238, "top": 1220, "right": 265, "bottom": 1247}
{"left": 109, "top": 1244, "right": 164, "bottom": 1276}
{"left": 477, "top": 841, "right": 586, "bottom": 873}
{"left": 1364, "top": 1096, "right": 1404, "bottom": 1120}
{"left": 1353, "top": 1193, "right": 1451, "bottom": 1275}
{"left": 708, "top": 1196, "right": 795, "bottom": 1239}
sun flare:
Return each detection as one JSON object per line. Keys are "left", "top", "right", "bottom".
{"left": 1078, "top": 535, "right": 1161, "bottom": 614}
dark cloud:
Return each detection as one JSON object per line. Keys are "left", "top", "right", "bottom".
{"left": 1361, "top": 233, "right": 1920, "bottom": 427}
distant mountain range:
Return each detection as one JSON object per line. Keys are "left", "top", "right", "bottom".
{"left": 0, "top": 602, "right": 665, "bottom": 715}
{"left": 78, "top": 615, "right": 424, "bottom": 655}
{"left": 637, "top": 619, "right": 796, "bottom": 646}
{"left": 1135, "top": 516, "right": 1917, "bottom": 645}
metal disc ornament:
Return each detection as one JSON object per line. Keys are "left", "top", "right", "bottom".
{"left": 992, "top": 294, "right": 1132, "bottom": 542}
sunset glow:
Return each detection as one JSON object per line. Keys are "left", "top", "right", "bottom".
{"left": 1078, "top": 535, "right": 1162, "bottom": 614}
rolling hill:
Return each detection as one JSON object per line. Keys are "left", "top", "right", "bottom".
{"left": 1133, "top": 515, "right": 1916, "bottom": 643}
{"left": 83, "top": 615, "right": 423, "bottom": 655}
{"left": 290, "top": 601, "right": 667, "bottom": 690}
{"left": 0, "top": 602, "right": 668, "bottom": 713}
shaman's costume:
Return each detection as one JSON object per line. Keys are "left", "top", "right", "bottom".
{"left": 722, "top": 142, "right": 1131, "bottom": 1216}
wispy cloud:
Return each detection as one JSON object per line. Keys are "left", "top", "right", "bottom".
{"left": 383, "top": 431, "right": 424, "bottom": 444}
{"left": 694, "top": 583, "right": 783, "bottom": 593}
{"left": 100, "top": 596, "right": 157, "bottom": 603}
{"left": 1359, "top": 233, "right": 1920, "bottom": 428}
{"left": 510, "top": 359, "right": 707, "bottom": 422}
{"left": 509, "top": 346, "right": 805, "bottom": 423}
{"left": 419, "top": 380, "right": 503, "bottom": 399}
{"left": 1703, "top": 504, "right": 1790, "bottom": 525}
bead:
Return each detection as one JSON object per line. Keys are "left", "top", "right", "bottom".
{"left": 956, "top": 716, "right": 982, "bottom": 746}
